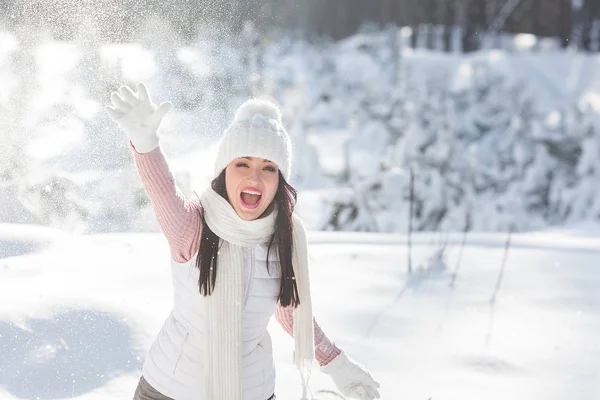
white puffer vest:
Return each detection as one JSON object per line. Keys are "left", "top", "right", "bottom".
{"left": 142, "top": 244, "right": 281, "bottom": 400}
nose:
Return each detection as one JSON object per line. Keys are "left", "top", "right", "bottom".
{"left": 248, "top": 167, "right": 260, "bottom": 183}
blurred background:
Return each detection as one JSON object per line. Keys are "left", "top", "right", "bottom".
{"left": 1, "top": 0, "right": 600, "bottom": 235}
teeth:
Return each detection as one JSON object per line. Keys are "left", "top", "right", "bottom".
{"left": 242, "top": 190, "right": 261, "bottom": 196}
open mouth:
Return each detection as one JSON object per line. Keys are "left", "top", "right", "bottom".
{"left": 240, "top": 188, "right": 262, "bottom": 210}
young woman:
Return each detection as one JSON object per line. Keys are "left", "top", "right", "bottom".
{"left": 106, "top": 83, "right": 380, "bottom": 400}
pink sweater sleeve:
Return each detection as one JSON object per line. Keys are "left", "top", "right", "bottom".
{"left": 131, "top": 142, "right": 202, "bottom": 263}
{"left": 274, "top": 304, "right": 342, "bottom": 366}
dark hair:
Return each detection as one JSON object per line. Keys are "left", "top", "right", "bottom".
{"left": 196, "top": 169, "right": 300, "bottom": 308}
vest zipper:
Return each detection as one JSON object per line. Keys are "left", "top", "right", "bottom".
{"left": 243, "top": 247, "right": 256, "bottom": 309}
{"left": 174, "top": 332, "right": 189, "bottom": 373}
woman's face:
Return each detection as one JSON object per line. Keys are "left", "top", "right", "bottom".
{"left": 225, "top": 156, "right": 280, "bottom": 221}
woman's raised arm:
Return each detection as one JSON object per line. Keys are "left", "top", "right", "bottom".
{"left": 107, "top": 83, "right": 202, "bottom": 262}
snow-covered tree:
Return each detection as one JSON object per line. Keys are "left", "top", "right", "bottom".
{"left": 0, "top": 30, "right": 42, "bottom": 225}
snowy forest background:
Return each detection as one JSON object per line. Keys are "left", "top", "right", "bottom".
{"left": 2, "top": 0, "right": 600, "bottom": 236}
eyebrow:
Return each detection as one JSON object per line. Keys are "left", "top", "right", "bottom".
{"left": 242, "top": 156, "right": 272, "bottom": 163}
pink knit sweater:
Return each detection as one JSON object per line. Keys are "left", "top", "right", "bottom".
{"left": 132, "top": 143, "right": 341, "bottom": 366}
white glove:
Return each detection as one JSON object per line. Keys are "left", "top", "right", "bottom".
{"left": 105, "top": 82, "right": 172, "bottom": 153}
{"left": 321, "top": 350, "right": 380, "bottom": 400}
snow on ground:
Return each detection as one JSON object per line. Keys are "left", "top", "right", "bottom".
{"left": 1, "top": 225, "right": 599, "bottom": 400}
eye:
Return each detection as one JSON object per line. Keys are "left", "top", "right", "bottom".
{"left": 235, "top": 162, "right": 249, "bottom": 168}
{"left": 264, "top": 166, "right": 277, "bottom": 172}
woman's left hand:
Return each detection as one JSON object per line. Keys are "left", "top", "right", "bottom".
{"left": 320, "top": 350, "right": 380, "bottom": 400}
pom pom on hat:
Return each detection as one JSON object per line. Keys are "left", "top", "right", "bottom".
{"left": 213, "top": 98, "right": 292, "bottom": 181}
{"left": 233, "top": 98, "right": 283, "bottom": 124}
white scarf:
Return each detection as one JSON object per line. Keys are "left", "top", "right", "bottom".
{"left": 200, "top": 187, "right": 315, "bottom": 400}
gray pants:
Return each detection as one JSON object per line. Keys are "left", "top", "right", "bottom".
{"left": 133, "top": 375, "right": 276, "bottom": 400}
{"left": 133, "top": 376, "right": 173, "bottom": 400}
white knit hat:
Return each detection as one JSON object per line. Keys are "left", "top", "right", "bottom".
{"left": 214, "top": 99, "right": 292, "bottom": 181}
